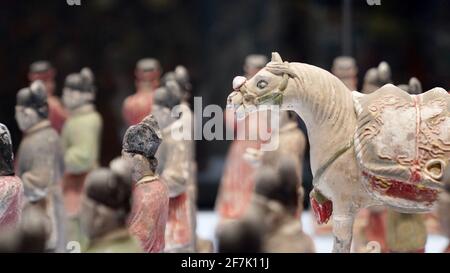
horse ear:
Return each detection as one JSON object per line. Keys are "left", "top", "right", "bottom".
{"left": 271, "top": 52, "right": 283, "bottom": 63}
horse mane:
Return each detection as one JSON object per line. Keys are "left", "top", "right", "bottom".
{"left": 267, "top": 61, "right": 353, "bottom": 127}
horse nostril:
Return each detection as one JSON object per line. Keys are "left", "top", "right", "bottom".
{"left": 233, "top": 76, "right": 247, "bottom": 90}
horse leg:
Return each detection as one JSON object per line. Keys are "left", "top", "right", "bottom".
{"left": 332, "top": 213, "right": 355, "bottom": 253}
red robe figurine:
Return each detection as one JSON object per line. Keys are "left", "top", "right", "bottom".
{"left": 122, "top": 58, "right": 162, "bottom": 126}
{"left": 28, "top": 61, "right": 67, "bottom": 133}
{"left": 215, "top": 54, "right": 268, "bottom": 220}
{"left": 123, "top": 115, "right": 169, "bottom": 253}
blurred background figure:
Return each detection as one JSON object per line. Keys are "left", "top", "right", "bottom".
{"left": 217, "top": 218, "right": 263, "bottom": 253}
{"left": 0, "top": 205, "right": 49, "bottom": 253}
{"left": 122, "top": 58, "right": 162, "bottom": 126}
{"left": 153, "top": 81, "right": 195, "bottom": 252}
{"left": 28, "top": 61, "right": 67, "bottom": 133}
{"left": 245, "top": 161, "right": 315, "bottom": 253}
{"left": 122, "top": 115, "right": 169, "bottom": 253}
{"left": 215, "top": 54, "right": 267, "bottom": 221}
{"left": 362, "top": 61, "right": 392, "bottom": 94}
{"left": 80, "top": 166, "right": 140, "bottom": 253}
{"left": 15, "top": 81, "right": 66, "bottom": 252}
{"left": 0, "top": 123, "right": 23, "bottom": 229}
{"left": 331, "top": 56, "right": 358, "bottom": 91}
{"left": 398, "top": 77, "right": 423, "bottom": 95}
{"left": 62, "top": 68, "right": 102, "bottom": 217}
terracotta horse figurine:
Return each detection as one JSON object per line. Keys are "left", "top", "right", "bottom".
{"left": 227, "top": 52, "right": 450, "bottom": 252}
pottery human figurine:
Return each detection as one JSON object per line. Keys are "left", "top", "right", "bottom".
{"left": 0, "top": 123, "right": 23, "bottom": 229}
{"left": 15, "top": 81, "right": 66, "bottom": 252}
{"left": 123, "top": 58, "right": 162, "bottom": 126}
{"left": 152, "top": 81, "right": 195, "bottom": 252}
{"left": 28, "top": 61, "right": 67, "bottom": 133}
{"left": 331, "top": 56, "right": 358, "bottom": 91}
{"left": 227, "top": 52, "right": 450, "bottom": 252}
{"left": 247, "top": 160, "right": 315, "bottom": 253}
{"left": 217, "top": 218, "right": 264, "bottom": 253}
{"left": 61, "top": 68, "right": 103, "bottom": 217}
{"left": 216, "top": 54, "right": 268, "bottom": 221}
{"left": 80, "top": 168, "right": 141, "bottom": 253}
{"left": 122, "top": 115, "right": 169, "bottom": 253}
{"left": 0, "top": 204, "right": 49, "bottom": 253}
{"left": 362, "top": 62, "right": 392, "bottom": 94}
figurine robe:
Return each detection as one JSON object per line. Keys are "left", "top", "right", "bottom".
{"left": 128, "top": 175, "right": 169, "bottom": 253}
{"left": 62, "top": 104, "right": 102, "bottom": 215}
{"left": 155, "top": 109, "right": 195, "bottom": 252}
{"left": 215, "top": 110, "right": 261, "bottom": 220}
{"left": 48, "top": 95, "right": 68, "bottom": 133}
{"left": 16, "top": 120, "right": 66, "bottom": 252}
{"left": 122, "top": 91, "right": 153, "bottom": 126}
{"left": 0, "top": 176, "right": 23, "bottom": 228}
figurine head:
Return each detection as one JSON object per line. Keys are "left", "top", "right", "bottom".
{"left": 217, "top": 218, "right": 263, "bottom": 253}
{"left": 28, "top": 61, "right": 56, "bottom": 96}
{"left": 362, "top": 61, "right": 392, "bottom": 94}
{"left": 0, "top": 205, "right": 49, "bottom": 253}
{"left": 80, "top": 168, "right": 132, "bottom": 239}
{"left": 331, "top": 56, "right": 358, "bottom": 91}
{"left": 62, "top": 68, "right": 96, "bottom": 111}
{"left": 398, "top": 77, "right": 423, "bottom": 95}
{"left": 0, "top": 124, "right": 14, "bottom": 176}
{"left": 154, "top": 80, "right": 183, "bottom": 110}
{"left": 244, "top": 54, "right": 268, "bottom": 78}
{"left": 162, "top": 65, "right": 192, "bottom": 101}
{"left": 17, "top": 204, "right": 50, "bottom": 253}
{"left": 254, "top": 158, "right": 301, "bottom": 216}
{"left": 15, "top": 81, "right": 49, "bottom": 132}
{"left": 135, "top": 58, "right": 162, "bottom": 91}
{"left": 122, "top": 115, "right": 162, "bottom": 182}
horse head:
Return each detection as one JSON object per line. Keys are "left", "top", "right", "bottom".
{"left": 227, "top": 52, "right": 300, "bottom": 119}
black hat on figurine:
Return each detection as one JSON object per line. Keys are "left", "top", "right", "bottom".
{"left": 16, "top": 81, "right": 49, "bottom": 118}
{"left": 122, "top": 115, "right": 162, "bottom": 160}
{"left": 64, "top": 67, "right": 96, "bottom": 94}
{"left": 0, "top": 123, "right": 14, "bottom": 176}
{"left": 154, "top": 80, "right": 183, "bottom": 109}
{"left": 85, "top": 168, "right": 132, "bottom": 211}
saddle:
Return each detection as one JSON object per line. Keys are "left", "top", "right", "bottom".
{"left": 352, "top": 85, "right": 450, "bottom": 212}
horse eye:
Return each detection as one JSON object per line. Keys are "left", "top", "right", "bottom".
{"left": 257, "top": 80, "right": 268, "bottom": 89}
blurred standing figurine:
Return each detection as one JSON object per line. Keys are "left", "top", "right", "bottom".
{"left": 123, "top": 58, "right": 162, "bottom": 126}
{"left": 81, "top": 168, "right": 141, "bottom": 253}
{"left": 331, "top": 56, "right": 358, "bottom": 91}
{"left": 152, "top": 82, "right": 195, "bottom": 252}
{"left": 61, "top": 68, "right": 103, "bottom": 217}
{"left": 122, "top": 115, "right": 169, "bottom": 253}
{"left": 438, "top": 165, "right": 450, "bottom": 253}
{"left": 15, "top": 81, "right": 66, "bottom": 252}
{"left": 362, "top": 62, "right": 392, "bottom": 94}
{"left": 0, "top": 124, "right": 23, "bottom": 228}
{"left": 28, "top": 61, "right": 67, "bottom": 133}
{"left": 215, "top": 54, "right": 268, "bottom": 220}
{"left": 246, "top": 162, "right": 315, "bottom": 253}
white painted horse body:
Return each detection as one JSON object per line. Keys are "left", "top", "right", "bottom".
{"left": 227, "top": 52, "right": 450, "bottom": 252}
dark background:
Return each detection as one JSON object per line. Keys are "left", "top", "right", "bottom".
{"left": 1, "top": 0, "right": 449, "bottom": 208}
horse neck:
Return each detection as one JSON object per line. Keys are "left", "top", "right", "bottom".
{"left": 288, "top": 63, "right": 358, "bottom": 171}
